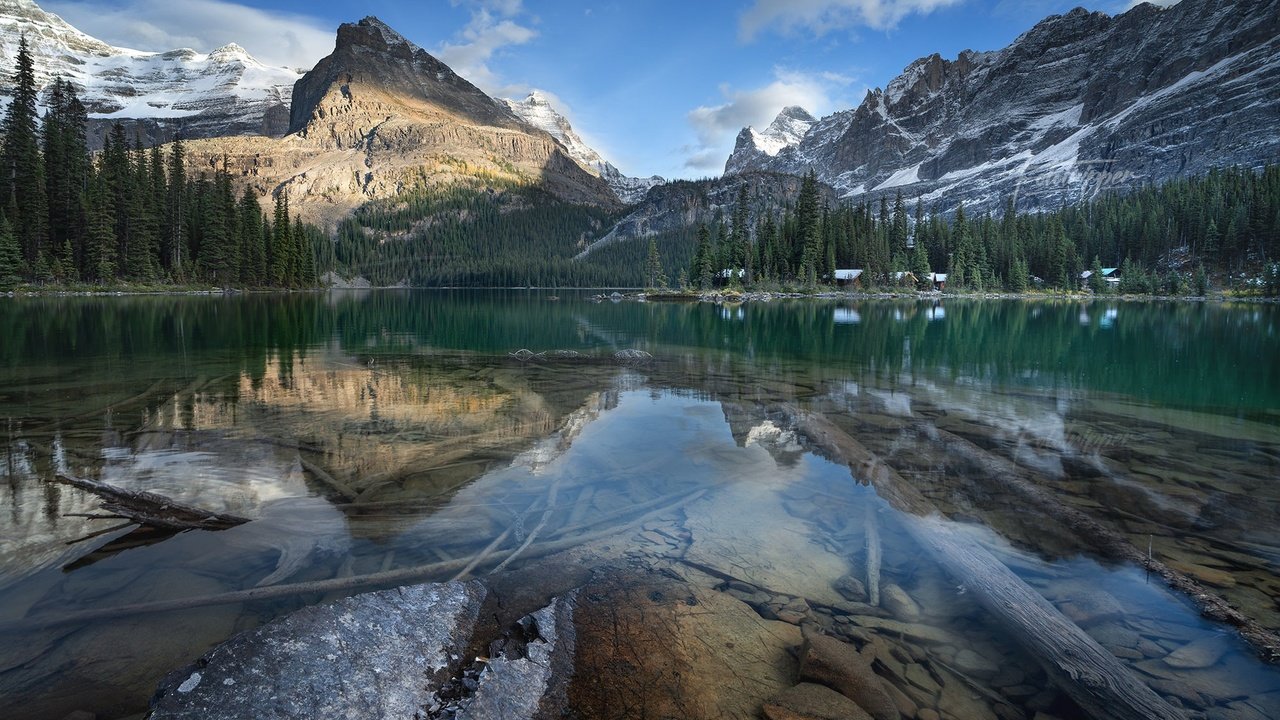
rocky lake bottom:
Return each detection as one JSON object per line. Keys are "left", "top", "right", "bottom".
{"left": 0, "top": 291, "right": 1277, "bottom": 719}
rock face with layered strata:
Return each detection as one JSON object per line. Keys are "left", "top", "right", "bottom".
{"left": 182, "top": 17, "right": 617, "bottom": 226}
{"left": 724, "top": 0, "right": 1280, "bottom": 213}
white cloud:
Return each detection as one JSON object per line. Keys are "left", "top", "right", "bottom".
{"left": 1122, "top": 0, "right": 1181, "bottom": 9}
{"left": 437, "top": 0, "right": 537, "bottom": 96}
{"left": 739, "top": 0, "right": 964, "bottom": 41}
{"left": 683, "top": 68, "right": 852, "bottom": 173}
{"left": 43, "top": 0, "right": 333, "bottom": 69}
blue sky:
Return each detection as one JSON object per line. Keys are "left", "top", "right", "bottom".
{"left": 46, "top": 0, "right": 1157, "bottom": 179}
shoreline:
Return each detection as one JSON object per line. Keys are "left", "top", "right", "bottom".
{"left": 4, "top": 284, "right": 1278, "bottom": 305}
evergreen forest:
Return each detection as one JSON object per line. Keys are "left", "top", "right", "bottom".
{"left": 0, "top": 38, "right": 324, "bottom": 289}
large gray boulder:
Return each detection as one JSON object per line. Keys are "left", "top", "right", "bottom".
{"left": 150, "top": 582, "right": 486, "bottom": 719}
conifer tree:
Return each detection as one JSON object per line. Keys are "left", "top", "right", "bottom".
{"left": 166, "top": 135, "right": 187, "bottom": 275}
{"left": 644, "top": 237, "right": 664, "bottom": 288}
{"left": 911, "top": 236, "right": 932, "bottom": 289}
{"left": 0, "top": 215, "right": 22, "bottom": 286}
{"left": 2, "top": 36, "right": 48, "bottom": 266}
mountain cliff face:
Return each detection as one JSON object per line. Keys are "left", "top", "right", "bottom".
{"left": 724, "top": 0, "right": 1280, "bottom": 213}
{"left": 724, "top": 106, "right": 816, "bottom": 176}
{"left": 576, "top": 172, "right": 838, "bottom": 259}
{"left": 184, "top": 17, "right": 618, "bottom": 226}
{"left": 502, "top": 91, "right": 665, "bottom": 204}
{"left": 0, "top": 0, "right": 299, "bottom": 147}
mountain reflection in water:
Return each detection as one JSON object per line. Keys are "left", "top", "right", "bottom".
{"left": 0, "top": 291, "right": 1277, "bottom": 720}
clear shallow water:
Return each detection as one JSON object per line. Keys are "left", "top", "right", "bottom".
{"left": 0, "top": 291, "right": 1278, "bottom": 719}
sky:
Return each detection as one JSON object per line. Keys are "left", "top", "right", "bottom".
{"left": 43, "top": 0, "right": 1168, "bottom": 179}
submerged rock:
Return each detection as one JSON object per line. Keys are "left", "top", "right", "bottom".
{"left": 880, "top": 583, "right": 921, "bottom": 620}
{"left": 150, "top": 582, "right": 486, "bottom": 719}
{"left": 1162, "top": 634, "right": 1233, "bottom": 669}
{"left": 798, "top": 628, "right": 899, "bottom": 720}
{"left": 833, "top": 575, "right": 868, "bottom": 603}
{"left": 763, "top": 682, "right": 873, "bottom": 720}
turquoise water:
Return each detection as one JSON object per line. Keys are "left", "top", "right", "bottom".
{"left": 1, "top": 291, "right": 1277, "bottom": 719}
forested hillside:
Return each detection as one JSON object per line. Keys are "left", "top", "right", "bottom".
{"left": 0, "top": 39, "right": 324, "bottom": 289}
{"left": 686, "top": 168, "right": 1280, "bottom": 293}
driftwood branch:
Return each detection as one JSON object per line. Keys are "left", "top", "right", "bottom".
{"left": 788, "top": 408, "right": 1186, "bottom": 720}
{"left": 55, "top": 474, "right": 249, "bottom": 532}
{"left": 6, "top": 488, "right": 708, "bottom": 633}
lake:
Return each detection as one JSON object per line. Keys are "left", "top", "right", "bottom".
{"left": 1, "top": 290, "right": 1278, "bottom": 719}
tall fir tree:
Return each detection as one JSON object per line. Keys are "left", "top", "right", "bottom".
{"left": 2, "top": 36, "right": 48, "bottom": 268}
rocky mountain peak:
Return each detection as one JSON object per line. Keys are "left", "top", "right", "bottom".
{"left": 290, "top": 15, "right": 520, "bottom": 136}
{"left": 0, "top": 0, "right": 299, "bottom": 147}
{"left": 723, "top": 104, "right": 817, "bottom": 175}
{"left": 501, "top": 90, "right": 666, "bottom": 204}
{"left": 723, "top": 0, "right": 1280, "bottom": 213}
{"left": 336, "top": 16, "right": 417, "bottom": 56}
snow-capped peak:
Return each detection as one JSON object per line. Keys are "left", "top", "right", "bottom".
{"left": 0, "top": 0, "right": 301, "bottom": 143}
{"left": 757, "top": 105, "right": 816, "bottom": 155}
{"left": 502, "top": 90, "right": 664, "bottom": 204}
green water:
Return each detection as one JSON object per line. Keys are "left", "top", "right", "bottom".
{"left": 1, "top": 291, "right": 1278, "bottom": 719}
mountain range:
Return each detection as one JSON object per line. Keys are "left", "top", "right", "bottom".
{"left": 0, "top": 0, "right": 653, "bottom": 210}
{"left": 0, "top": 0, "right": 298, "bottom": 146}
{"left": 723, "top": 0, "right": 1280, "bottom": 214}
{"left": 1, "top": 0, "right": 1278, "bottom": 261}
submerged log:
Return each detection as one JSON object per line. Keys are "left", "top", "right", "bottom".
{"left": 865, "top": 503, "right": 882, "bottom": 608}
{"left": 788, "top": 409, "right": 1187, "bottom": 720}
{"left": 4, "top": 488, "right": 708, "bottom": 632}
{"left": 54, "top": 473, "right": 250, "bottom": 532}
{"left": 919, "top": 420, "right": 1280, "bottom": 664}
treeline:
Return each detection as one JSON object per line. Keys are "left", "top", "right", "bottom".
{"left": 687, "top": 166, "right": 1280, "bottom": 293}
{"left": 331, "top": 180, "right": 639, "bottom": 287}
{"left": 0, "top": 38, "right": 323, "bottom": 289}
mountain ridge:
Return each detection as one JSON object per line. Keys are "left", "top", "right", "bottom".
{"left": 180, "top": 15, "right": 619, "bottom": 227}
{"left": 0, "top": 0, "right": 300, "bottom": 147}
{"left": 723, "top": 0, "right": 1280, "bottom": 213}
{"left": 502, "top": 91, "right": 665, "bottom": 204}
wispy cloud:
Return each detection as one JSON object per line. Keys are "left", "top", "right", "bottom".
{"left": 683, "top": 68, "right": 853, "bottom": 173}
{"left": 44, "top": 0, "right": 333, "bottom": 69}
{"left": 739, "top": 0, "right": 963, "bottom": 41}
{"left": 436, "top": 0, "right": 538, "bottom": 97}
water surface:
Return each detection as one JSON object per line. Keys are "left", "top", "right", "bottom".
{"left": 1, "top": 291, "right": 1278, "bottom": 719}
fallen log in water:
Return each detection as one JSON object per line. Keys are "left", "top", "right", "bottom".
{"left": 54, "top": 474, "right": 250, "bottom": 532}
{"left": 914, "top": 419, "right": 1280, "bottom": 664}
{"left": 864, "top": 503, "right": 881, "bottom": 608}
{"left": 3, "top": 488, "right": 708, "bottom": 632}
{"left": 787, "top": 408, "right": 1187, "bottom": 720}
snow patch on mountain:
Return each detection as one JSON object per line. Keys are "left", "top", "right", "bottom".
{"left": 503, "top": 90, "right": 664, "bottom": 204}
{"left": 724, "top": 106, "right": 816, "bottom": 175}
{"left": 0, "top": 0, "right": 300, "bottom": 142}
{"left": 722, "top": 0, "right": 1280, "bottom": 214}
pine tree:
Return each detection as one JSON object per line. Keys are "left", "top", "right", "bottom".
{"left": 1089, "top": 256, "right": 1105, "bottom": 294}
{"left": 86, "top": 170, "right": 116, "bottom": 282}
{"left": 694, "top": 224, "right": 714, "bottom": 290}
{"left": 644, "top": 237, "right": 665, "bottom": 288}
{"left": 166, "top": 135, "right": 187, "bottom": 275}
{"left": 911, "top": 236, "right": 931, "bottom": 289}
{"left": 2, "top": 36, "right": 48, "bottom": 269}
{"left": 270, "top": 193, "right": 292, "bottom": 285}
{"left": 795, "top": 171, "right": 821, "bottom": 284}
{"left": 0, "top": 214, "right": 23, "bottom": 286}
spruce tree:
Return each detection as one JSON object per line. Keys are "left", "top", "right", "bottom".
{"left": 2, "top": 36, "right": 48, "bottom": 269}
{"left": 911, "top": 237, "right": 931, "bottom": 289}
{"left": 166, "top": 135, "right": 187, "bottom": 275}
{"left": 644, "top": 237, "right": 664, "bottom": 288}
{"left": 0, "top": 215, "right": 22, "bottom": 286}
